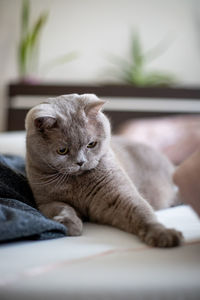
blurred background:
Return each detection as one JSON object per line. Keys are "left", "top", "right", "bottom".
{"left": 0, "top": 0, "right": 200, "bottom": 137}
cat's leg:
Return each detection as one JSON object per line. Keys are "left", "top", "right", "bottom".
{"left": 118, "top": 200, "right": 181, "bottom": 247}
{"left": 39, "top": 202, "right": 83, "bottom": 236}
{"left": 127, "top": 199, "right": 183, "bottom": 247}
{"left": 88, "top": 164, "right": 183, "bottom": 247}
{"left": 92, "top": 192, "right": 182, "bottom": 247}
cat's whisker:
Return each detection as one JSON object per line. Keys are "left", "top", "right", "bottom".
{"left": 54, "top": 174, "right": 64, "bottom": 189}
{"left": 31, "top": 172, "right": 59, "bottom": 183}
{"left": 56, "top": 171, "right": 69, "bottom": 187}
{"left": 32, "top": 172, "right": 62, "bottom": 186}
{"left": 35, "top": 173, "right": 58, "bottom": 181}
{"left": 33, "top": 168, "right": 71, "bottom": 187}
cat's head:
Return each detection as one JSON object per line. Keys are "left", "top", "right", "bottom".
{"left": 25, "top": 93, "right": 111, "bottom": 175}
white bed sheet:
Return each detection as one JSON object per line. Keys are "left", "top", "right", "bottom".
{"left": 0, "top": 131, "right": 200, "bottom": 300}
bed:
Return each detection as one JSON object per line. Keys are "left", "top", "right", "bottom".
{"left": 0, "top": 131, "right": 200, "bottom": 300}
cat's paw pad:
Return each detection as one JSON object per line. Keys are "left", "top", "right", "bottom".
{"left": 139, "top": 224, "right": 183, "bottom": 248}
{"left": 53, "top": 210, "right": 83, "bottom": 236}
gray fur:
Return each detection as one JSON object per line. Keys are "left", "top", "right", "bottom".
{"left": 25, "top": 94, "right": 183, "bottom": 247}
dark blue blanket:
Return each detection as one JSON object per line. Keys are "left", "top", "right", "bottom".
{"left": 0, "top": 155, "right": 67, "bottom": 243}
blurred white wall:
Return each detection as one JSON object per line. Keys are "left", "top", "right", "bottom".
{"left": 0, "top": 0, "right": 200, "bottom": 131}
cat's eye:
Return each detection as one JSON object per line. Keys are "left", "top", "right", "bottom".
{"left": 57, "top": 147, "right": 69, "bottom": 155}
{"left": 87, "top": 141, "right": 97, "bottom": 148}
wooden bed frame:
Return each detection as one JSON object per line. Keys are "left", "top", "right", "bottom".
{"left": 6, "top": 82, "right": 200, "bottom": 132}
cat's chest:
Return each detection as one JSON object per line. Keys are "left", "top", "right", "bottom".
{"left": 52, "top": 169, "right": 106, "bottom": 213}
{"left": 52, "top": 173, "right": 92, "bottom": 207}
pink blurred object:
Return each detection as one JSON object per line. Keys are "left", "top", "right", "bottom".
{"left": 119, "top": 115, "right": 200, "bottom": 165}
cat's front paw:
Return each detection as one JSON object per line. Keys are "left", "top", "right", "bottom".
{"left": 138, "top": 223, "right": 183, "bottom": 248}
{"left": 53, "top": 210, "right": 83, "bottom": 236}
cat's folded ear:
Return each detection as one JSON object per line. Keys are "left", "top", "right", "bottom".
{"left": 85, "top": 99, "right": 106, "bottom": 118}
{"left": 34, "top": 116, "right": 57, "bottom": 132}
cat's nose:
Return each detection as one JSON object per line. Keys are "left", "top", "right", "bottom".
{"left": 77, "top": 161, "right": 84, "bottom": 167}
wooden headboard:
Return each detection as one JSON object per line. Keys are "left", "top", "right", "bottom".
{"left": 6, "top": 83, "right": 200, "bottom": 132}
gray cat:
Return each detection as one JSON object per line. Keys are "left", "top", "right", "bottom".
{"left": 25, "top": 93, "right": 182, "bottom": 247}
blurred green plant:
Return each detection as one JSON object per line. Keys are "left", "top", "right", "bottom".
{"left": 18, "top": 0, "right": 78, "bottom": 81}
{"left": 18, "top": 0, "right": 48, "bottom": 79}
{"left": 106, "top": 31, "right": 176, "bottom": 87}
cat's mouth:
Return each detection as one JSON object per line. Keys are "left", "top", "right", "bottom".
{"left": 65, "top": 164, "right": 96, "bottom": 176}
{"left": 60, "top": 160, "right": 99, "bottom": 176}
{"left": 70, "top": 169, "right": 85, "bottom": 176}
{"left": 64, "top": 166, "right": 87, "bottom": 176}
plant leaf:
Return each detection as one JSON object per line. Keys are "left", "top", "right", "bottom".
{"left": 105, "top": 52, "right": 130, "bottom": 69}
{"left": 144, "top": 37, "right": 174, "bottom": 64}
{"left": 21, "top": 0, "right": 29, "bottom": 38}
{"left": 131, "top": 31, "right": 144, "bottom": 69}
{"left": 29, "top": 12, "right": 48, "bottom": 52}
{"left": 141, "top": 71, "right": 176, "bottom": 86}
{"left": 18, "top": 33, "right": 31, "bottom": 76}
{"left": 18, "top": 1, "right": 48, "bottom": 78}
{"left": 18, "top": 0, "right": 30, "bottom": 76}
{"left": 41, "top": 52, "right": 79, "bottom": 74}
{"left": 26, "top": 12, "right": 48, "bottom": 75}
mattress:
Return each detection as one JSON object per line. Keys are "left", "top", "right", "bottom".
{"left": 0, "top": 131, "right": 200, "bottom": 300}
